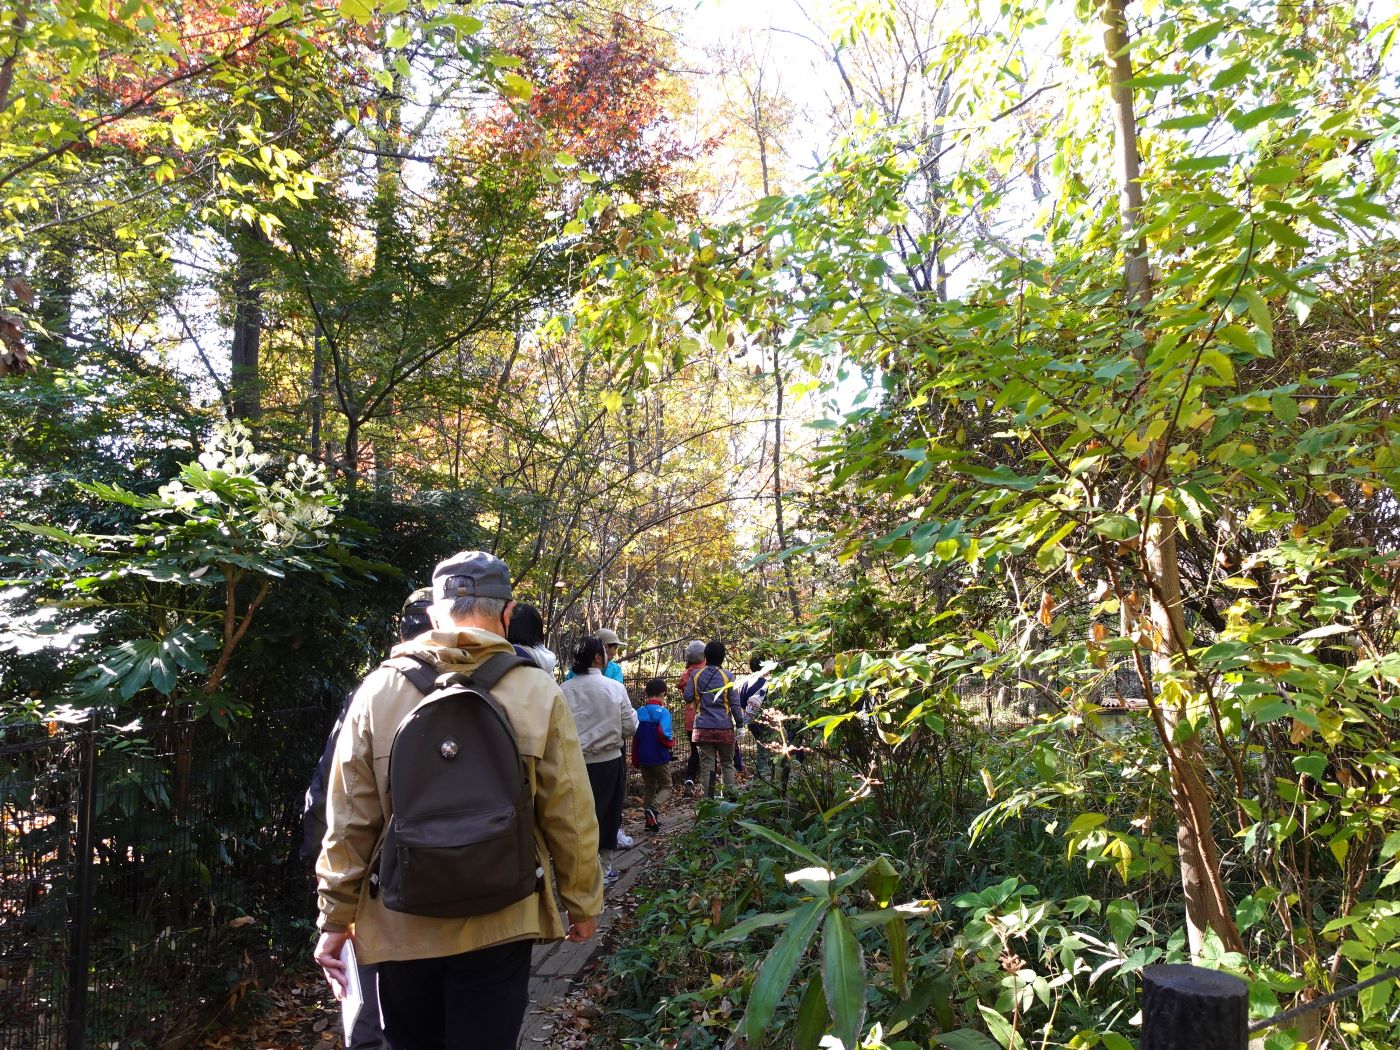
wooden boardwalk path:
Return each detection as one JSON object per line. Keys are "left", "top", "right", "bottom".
{"left": 517, "top": 807, "right": 690, "bottom": 1047}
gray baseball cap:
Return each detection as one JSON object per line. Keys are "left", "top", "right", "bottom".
{"left": 431, "top": 551, "right": 513, "bottom": 602}
{"left": 597, "top": 627, "right": 624, "bottom": 647}
{"left": 402, "top": 586, "right": 433, "bottom": 613}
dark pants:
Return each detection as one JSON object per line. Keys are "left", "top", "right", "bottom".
{"left": 685, "top": 742, "right": 700, "bottom": 781}
{"left": 349, "top": 960, "right": 386, "bottom": 1049}
{"left": 378, "top": 940, "right": 533, "bottom": 1050}
{"left": 586, "top": 756, "right": 625, "bottom": 851}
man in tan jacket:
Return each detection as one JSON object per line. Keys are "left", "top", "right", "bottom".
{"left": 313, "top": 551, "right": 604, "bottom": 1049}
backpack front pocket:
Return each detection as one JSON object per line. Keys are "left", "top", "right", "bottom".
{"left": 382, "top": 805, "right": 535, "bottom": 916}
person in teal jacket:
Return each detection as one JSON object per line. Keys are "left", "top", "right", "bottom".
{"left": 564, "top": 627, "right": 625, "bottom": 683}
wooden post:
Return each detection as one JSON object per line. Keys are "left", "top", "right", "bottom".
{"left": 1142, "top": 965, "right": 1249, "bottom": 1050}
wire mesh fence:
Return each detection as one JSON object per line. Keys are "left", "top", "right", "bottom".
{"left": 0, "top": 724, "right": 79, "bottom": 1050}
{"left": 0, "top": 704, "right": 334, "bottom": 1050}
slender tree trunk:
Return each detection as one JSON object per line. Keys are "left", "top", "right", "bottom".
{"left": 771, "top": 343, "right": 801, "bottom": 623}
{"left": 344, "top": 417, "right": 361, "bottom": 491}
{"left": 456, "top": 350, "right": 467, "bottom": 490}
{"left": 0, "top": 0, "right": 30, "bottom": 116}
{"left": 229, "top": 226, "right": 267, "bottom": 421}
{"left": 753, "top": 119, "right": 802, "bottom": 626}
{"left": 1100, "top": 0, "right": 1243, "bottom": 957}
{"left": 309, "top": 332, "right": 324, "bottom": 462}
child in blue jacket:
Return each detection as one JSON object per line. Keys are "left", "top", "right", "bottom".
{"left": 633, "top": 678, "right": 674, "bottom": 831}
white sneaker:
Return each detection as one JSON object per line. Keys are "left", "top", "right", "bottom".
{"left": 616, "top": 831, "right": 635, "bottom": 848}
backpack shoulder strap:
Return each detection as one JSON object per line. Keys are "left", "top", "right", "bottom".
{"left": 468, "top": 651, "right": 531, "bottom": 692}
{"left": 383, "top": 653, "right": 440, "bottom": 697}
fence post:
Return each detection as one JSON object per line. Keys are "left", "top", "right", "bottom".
{"left": 65, "top": 712, "right": 97, "bottom": 1050}
{"left": 1142, "top": 964, "right": 1249, "bottom": 1050}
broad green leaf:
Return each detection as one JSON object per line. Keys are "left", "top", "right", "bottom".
{"left": 740, "top": 898, "right": 826, "bottom": 1043}
{"left": 792, "top": 975, "right": 828, "bottom": 1050}
{"left": 738, "top": 819, "right": 825, "bottom": 867}
{"left": 887, "top": 914, "right": 909, "bottom": 998}
{"left": 711, "top": 908, "right": 798, "bottom": 945}
{"left": 338, "top": 0, "right": 374, "bottom": 25}
{"left": 1091, "top": 515, "right": 1139, "bottom": 541}
{"left": 1106, "top": 897, "right": 1138, "bottom": 946}
{"left": 1200, "top": 349, "right": 1235, "bottom": 383}
{"left": 1271, "top": 392, "right": 1298, "bottom": 423}
{"left": 866, "top": 856, "right": 899, "bottom": 908}
{"left": 979, "top": 1004, "right": 1024, "bottom": 1050}
{"left": 500, "top": 71, "right": 533, "bottom": 100}
{"left": 937, "top": 1032, "right": 1001, "bottom": 1050}
{"left": 1066, "top": 813, "right": 1108, "bottom": 834}
{"left": 822, "top": 908, "right": 866, "bottom": 1050}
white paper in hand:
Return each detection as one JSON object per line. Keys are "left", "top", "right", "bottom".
{"left": 339, "top": 939, "right": 363, "bottom": 1037}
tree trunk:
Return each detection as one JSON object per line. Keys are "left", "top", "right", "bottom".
{"left": 0, "top": 0, "right": 30, "bottom": 117}
{"left": 309, "top": 331, "right": 324, "bottom": 462}
{"left": 771, "top": 343, "right": 801, "bottom": 624}
{"left": 1100, "top": 0, "right": 1243, "bottom": 958}
{"left": 229, "top": 226, "right": 268, "bottom": 422}
{"left": 344, "top": 417, "right": 361, "bottom": 490}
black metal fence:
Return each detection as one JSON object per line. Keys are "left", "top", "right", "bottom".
{"left": 0, "top": 704, "right": 333, "bottom": 1050}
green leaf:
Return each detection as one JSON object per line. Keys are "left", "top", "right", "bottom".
{"left": 500, "top": 71, "right": 533, "bottom": 100}
{"left": 792, "top": 976, "right": 828, "bottom": 1050}
{"left": 1292, "top": 754, "right": 1327, "bottom": 780}
{"left": 1183, "top": 21, "right": 1226, "bottom": 50}
{"left": 1271, "top": 392, "right": 1298, "bottom": 423}
{"left": 936, "top": 1032, "right": 1001, "bottom": 1050}
{"left": 738, "top": 819, "right": 826, "bottom": 867}
{"left": 338, "top": 0, "right": 374, "bottom": 25}
{"left": 887, "top": 914, "right": 909, "bottom": 999}
{"left": 979, "top": 1004, "right": 1024, "bottom": 1050}
{"left": 740, "top": 898, "right": 826, "bottom": 1043}
{"left": 1066, "top": 813, "right": 1108, "bottom": 834}
{"left": 1211, "top": 60, "right": 1252, "bottom": 90}
{"left": 437, "top": 12, "right": 485, "bottom": 33}
{"left": 1091, "top": 515, "right": 1139, "bottom": 541}
{"left": 866, "top": 856, "right": 899, "bottom": 908}
{"left": 1200, "top": 349, "right": 1235, "bottom": 383}
{"left": 822, "top": 909, "right": 867, "bottom": 1050}
{"left": 1106, "top": 897, "right": 1139, "bottom": 946}
{"left": 711, "top": 908, "right": 798, "bottom": 945}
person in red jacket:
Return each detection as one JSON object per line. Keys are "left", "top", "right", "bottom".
{"left": 677, "top": 640, "right": 704, "bottom": 796}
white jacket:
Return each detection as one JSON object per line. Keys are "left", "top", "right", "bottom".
{"left": 561, "top": 668, "right": 638, "bottom": 762}
{"left": 520, "top": 644, "right": 558, "bottom": 676}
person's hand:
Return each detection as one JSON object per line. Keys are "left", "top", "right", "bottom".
{"left": 565, "top": 914, "right": 598, "bottom": 942}
{"left": 314, "top": 929, "right": 350, "bottom": 999}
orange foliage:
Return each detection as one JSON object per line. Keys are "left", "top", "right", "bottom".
{"left": 475, "top": 14, "right": 705, "bottom": 204}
